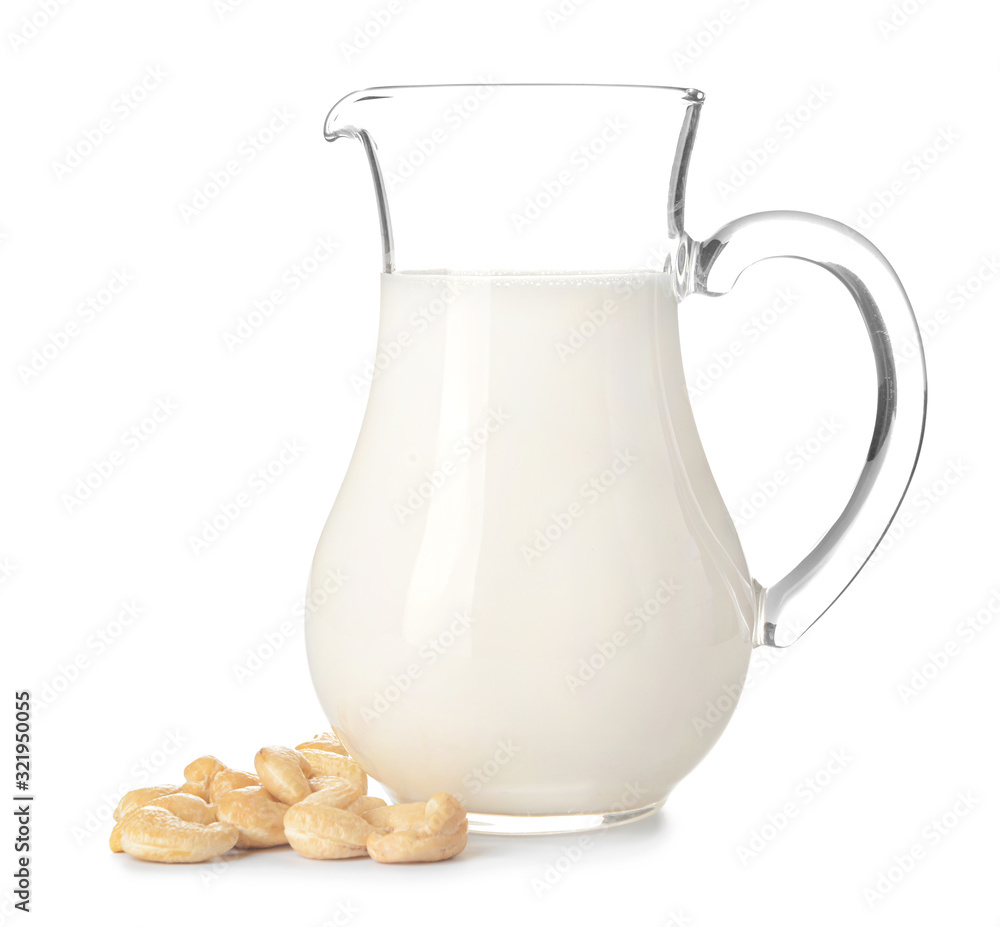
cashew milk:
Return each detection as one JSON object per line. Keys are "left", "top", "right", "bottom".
{"left": 307, "top": 271, "right": 754, "bottom": 816}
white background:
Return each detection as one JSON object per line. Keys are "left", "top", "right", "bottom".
{"left": 2, "top": 0, "right": 999, "bottom": 925}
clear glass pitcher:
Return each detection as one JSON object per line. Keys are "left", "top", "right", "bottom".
{"left": 306, "top": 84, "right": 927, "bottom": 835}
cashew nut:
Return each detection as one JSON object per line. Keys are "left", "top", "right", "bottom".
{"left": 362, "top": 801, "right": 427, "bottom": 831}
{"left": 215, "top": 786, "right": 290, "bottom": 849}
{"left": 308, "top": 776, "right": 362, "bottom": 808}
{"left": 116, "top": 806, "right": 239, "bottom": 863}
{"left": 366, "top": 793, "right": 468, "bottom": 864}
{"left": 254, "top": 746, "right": 313, "bottom": 805}
{"left": 283, "top": 791, "right": 378, "bottom": 859}
{"left": 346, "top": 796, "right": 387, "bottom": 816}
{"left": 108, "top": 737, "right": 466, "bottom": 866}
{"left": 180, "top": 755, "right": 226, "bottom": 802}
{"left": 298, "top": 751, "right": 367, "bottom": 795}
{"left": 146, "top": 792, "right": 215, "bottom": 824}
{"left": 110, "top": 793, "right": 215, "bottom": 853}
{"left": 294, "top": 732, "right": 348, "bottom": 756}
{"left": 209, "top": 767, "right": 261, "bottom": 805}
{"left": 113, "top": 785, "right": 183, "bottom": 823}
{"left": 420, "top": 792, "right": 467, "bottom": 836}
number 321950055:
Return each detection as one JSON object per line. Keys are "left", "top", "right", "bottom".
{"left": 15, "top": 692, "right": 30, "bottom": 786}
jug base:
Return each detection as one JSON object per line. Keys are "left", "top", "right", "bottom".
{"left": 466, "top": 801, "right": 665, "bottom": 836}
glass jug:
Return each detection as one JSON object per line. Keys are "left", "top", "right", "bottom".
{"left": 306, "top": 84, "right": 927, "bottom": 834}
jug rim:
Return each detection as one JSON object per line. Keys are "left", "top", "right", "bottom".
{"left": 335, "top": 82, "right": 702, "bottom": 92}
{"left": 325, "top": 83, "right": 705, "bottom": 139}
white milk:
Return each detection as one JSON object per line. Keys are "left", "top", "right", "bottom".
{"left": 307, "top": 271, "right": 754, "bottom": 817}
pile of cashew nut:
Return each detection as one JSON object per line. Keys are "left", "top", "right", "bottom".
{"left": 109, "top": 732, "right": 468, "bottom": 865}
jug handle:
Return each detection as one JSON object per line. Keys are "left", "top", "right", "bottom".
{"left": 687, "top": 211, "right": 927, "bottom": 648}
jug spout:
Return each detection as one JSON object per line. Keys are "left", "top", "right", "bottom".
{"left": 324, "top": 91, "right": 396, "bottom": 271}
{"left": 324, "top": 89, "right": 391, "bottom": 142}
